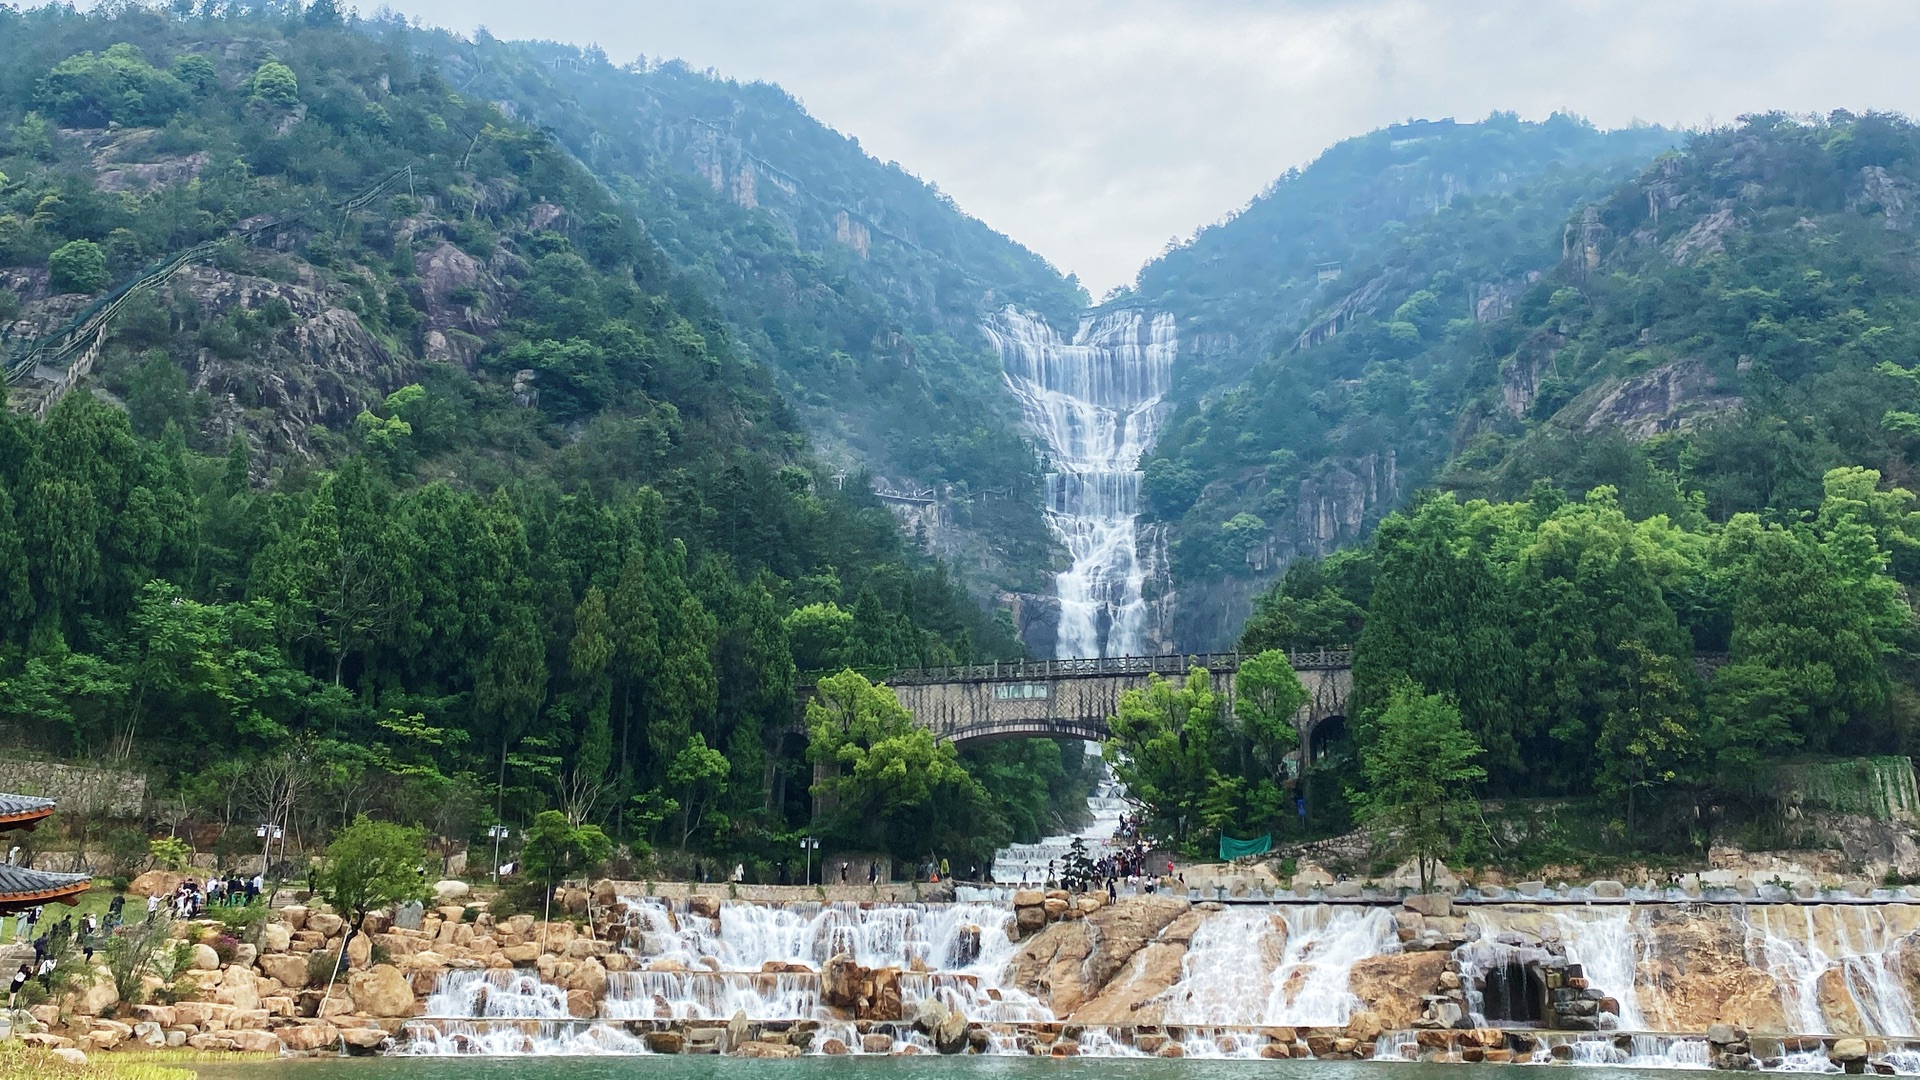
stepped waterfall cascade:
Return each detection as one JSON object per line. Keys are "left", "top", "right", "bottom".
{"left": 985, "top": 306, "right": 1176, "bottom": 659}
{"left": 989, "top": 760, "right": 1126, "bottom": 885}
{"left": 401, "top": 889, "right": 1920, "bottom": 1066}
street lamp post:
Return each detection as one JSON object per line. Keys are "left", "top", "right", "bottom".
{"left": 488, "top": 825, "right": 511, "bottom": 883}
{"left": 799, "top": 837, "right": 819, "bottom": 886}
{"left": 255, "top": 823, "right": 283, "bottom": 881}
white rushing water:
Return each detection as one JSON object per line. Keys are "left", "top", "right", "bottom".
{"left": 985, "top": 306, "right": 1175, "bottom": 659}
{"left": 1744, "top": 904, "right": 1920, "bottom": 1037}
{"left": 1164, "top": 904, "right": 1399, "bottom": 1026}
{"left": 990, "top": 758, "right": 1125, "bottom": 885}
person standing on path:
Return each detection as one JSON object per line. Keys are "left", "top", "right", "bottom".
{"left": 8, "top": 963, "right": 29, "bottom": 1007}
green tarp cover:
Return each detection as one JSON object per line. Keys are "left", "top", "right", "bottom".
{"left": 1219, "top": 833, "right": 1272, "bottom": 860}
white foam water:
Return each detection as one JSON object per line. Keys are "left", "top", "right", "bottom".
{"left": 991, "top": 765, "right": 1125, "bottom": 885}
{"left": 1745, "top": 904, "right": 1920, "bottom": 1037}
{"left": 984, "top": 306, "right": 1175, "bottom": 659}
{"left": 1162, "top": 904, "right": 1398, "bottom": 1026}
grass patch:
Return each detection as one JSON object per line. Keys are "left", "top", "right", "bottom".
{"left": 0, "top": 1041, "right": 200, "bottom": 1079}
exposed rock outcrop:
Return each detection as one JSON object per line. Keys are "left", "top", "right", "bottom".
{"left": 1580, "top": 358, "right": 1741, "bottom": 439}
{"left": 1004, "top": 896, "right": 1189, "bottom": 1018}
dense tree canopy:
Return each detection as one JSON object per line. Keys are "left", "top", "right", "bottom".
{"left": 0, "top": 4, "right": 1087, "bottom": 875}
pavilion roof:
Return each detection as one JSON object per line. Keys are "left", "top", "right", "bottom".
{"left": 0, "top": 864, "right": 91, "bottom": 913}
{"left": 0, "top": 792, "right": 56, "bottom": 831}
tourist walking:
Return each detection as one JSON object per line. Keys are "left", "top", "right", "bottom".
{"left": 9, "top": 962, "right": 29, "bottom": 1007}
{"left": 146, "top": 893, "right": 160, "bottom": 922}
{"left": 867, "top": 861, "right": 878, "bottom": 885}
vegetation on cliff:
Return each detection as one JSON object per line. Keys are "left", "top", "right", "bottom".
{"left": 0, "top": 3, "right": 1086, "bottom": 872}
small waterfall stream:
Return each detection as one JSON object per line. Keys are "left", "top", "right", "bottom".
{"left": 1162, "top": 904, "right": 1399, "bottom": 1026}
{"left": 990, "top": 761, "right": 1126, "bottom": 885}
{"left": 985, "top": 306, "right": 1175, "bottom": 659}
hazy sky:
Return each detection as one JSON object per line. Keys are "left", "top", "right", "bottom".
{"left": 391, "top": 0, "right": 1920, "bottom": 295}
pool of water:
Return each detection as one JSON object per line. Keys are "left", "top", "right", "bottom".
{"left": 186, "top": 1057, "right": 1692, "bottom": 1080}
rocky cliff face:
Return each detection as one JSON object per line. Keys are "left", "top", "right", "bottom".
{"left": 1172, "top": 452, "right": 1398, "bottom": 651}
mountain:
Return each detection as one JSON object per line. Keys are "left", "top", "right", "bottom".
{"left": 1195, "top": 110, "right": 1920, "bottom": 650}
{"left": 0, "top": 4, "right": 1090, "bottom": 867}
{"left": 404, "top": 33, "right": 1087, "bottom": 597}
{"left": 1129, "top": 114, "right": 1680, "bottom": 647}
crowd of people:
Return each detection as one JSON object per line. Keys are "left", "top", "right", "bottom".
{"left": 162, "top": 873, "right": 265, "bottom": 919}
{"left": 3, "top": 897, "right": 129, "bottom": 1005}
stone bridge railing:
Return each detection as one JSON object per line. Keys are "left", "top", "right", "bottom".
{"left": 880, "top": 651, "right": 1353, "bottom": 747}
{"left": 884, "top": 649, "right": 1352, "bottom": 686}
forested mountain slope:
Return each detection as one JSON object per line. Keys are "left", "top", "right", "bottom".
{"left": 0, "top": 4, "right": 1087, "bottom": 870}
{"left": 404, "top": 34, "right": 1087, "bottom": 595}
{"left": 1130, "top": 114, "right": 1675, "bottom": 392}
{"left": 1138, "top": 114, "right": 1920, "bottom": 854}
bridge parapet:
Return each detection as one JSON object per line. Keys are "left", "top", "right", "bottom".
{"left": 885, "top": 649, "right": 1352, "bottom": 687}
{"left": 881, "top": 651, "right": 1352, "bottom": 747}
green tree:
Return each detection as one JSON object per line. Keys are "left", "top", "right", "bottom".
{"left": 1350, "top": 683, "right": 1486, "bottom": 893}
{"left": 1594, "top": 641, "right": 1696, "bottom": 846}
{"left": 805, "top": 670, "right": 978, "bottom": 854}
{"left": 519, "top": 808, "right": 612, "bottom": 884}
{"left": 315, "top": 816, "right": 429, "bottom": 927}
{"left": 1105, "top": 668, "right": 1231, "bottom": 844}
{"left": 37, "top": 43, "right": 186, "bottom": 127}
{"left": 49, "top": 239, "right": 109, "bottom": 294}
{"left": 666, "top": 733, "right": 729, "bottom": 846}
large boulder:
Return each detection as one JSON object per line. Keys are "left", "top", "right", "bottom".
{"left": 214, "top": 965, "right": 261, "bottom": 1012}
{"left": 278, "top": 1022, "right": 338, "bottom": 1052}
{"left": 128, "top": 870, "right": 187, "bottom": 898}
{"left": 345, "top": 964, "right": 414, "bottom": 1018}
{"left": 259, "top": 953, "right": 309, "bottom": 989}
{"left": 1006, "top": 895, "right": 1191, "bottom": 1018}
{"left": 307, "top": 912, "right": 345, "bottom": 937}
{"left": 934, "top": 1010, "right": 970, "bottom": 1054}
{"left": 191, "top": 943, "right": 221, "bottom": 971}
{"left": 261, "top": 923, "right": 293, "bottom": 953}
{"left": 432, "top": 879, "right": 470, "bottom": 902}
{"left": 1346, "top": 951, "right": 1451, "bottom": 1029}
{"left": 67, "top": 969, "right": 119, "bottom": 1017}
{"left": 822, "top": 953, "right": 870, "bottom": 1009}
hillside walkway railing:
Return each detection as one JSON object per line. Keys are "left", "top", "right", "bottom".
{"left": 3, "top": 166, "right": 415, "bottom": 401}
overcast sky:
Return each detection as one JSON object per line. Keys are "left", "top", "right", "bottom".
{"left": 390, "top": 0, "right": 1920, "bottom": 295}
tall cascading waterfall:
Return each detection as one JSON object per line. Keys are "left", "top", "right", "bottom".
{"left": 984, "top": 306, "right": 1176, "bottom": 659}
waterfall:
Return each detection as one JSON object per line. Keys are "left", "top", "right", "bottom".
{"left": 1163, "top": 904, "right": 1398, "bottom": 1026}
{"left": 991, "top": 760, "right": 1126, "bottom": 885}
{"left": 984, "top": 306, "right": 1176, "bottom": 659}
{"left": 1554, "top": 907, "right": 1653, "bottom": 1031}
{"left": 611, "top": 898, "right": 1029, "bottom": 980}
{"left": 1743, "top": 904, "right": 1920, "bottom": 1037}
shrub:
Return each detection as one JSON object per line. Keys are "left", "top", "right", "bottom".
{"left": 247, "top": 60, "right": 298, "bottom": 109}
{"left": 212, "top": 899, "right": 269, "bottom": 942}
{"left": 49, "top": 239, "right": 110, "bottom": 294}
{"left": 149, "top": 835, "right": 191, "bottom": 872}
{"left": 307, "top": 949, "right": 342, "bottom": 986}
{"left": 209, "top": 933, "right": 238, "bottom": 965}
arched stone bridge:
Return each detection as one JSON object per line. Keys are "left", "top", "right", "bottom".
{"left": 884, "top": 651, "right": 1352, "bottom": 751}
